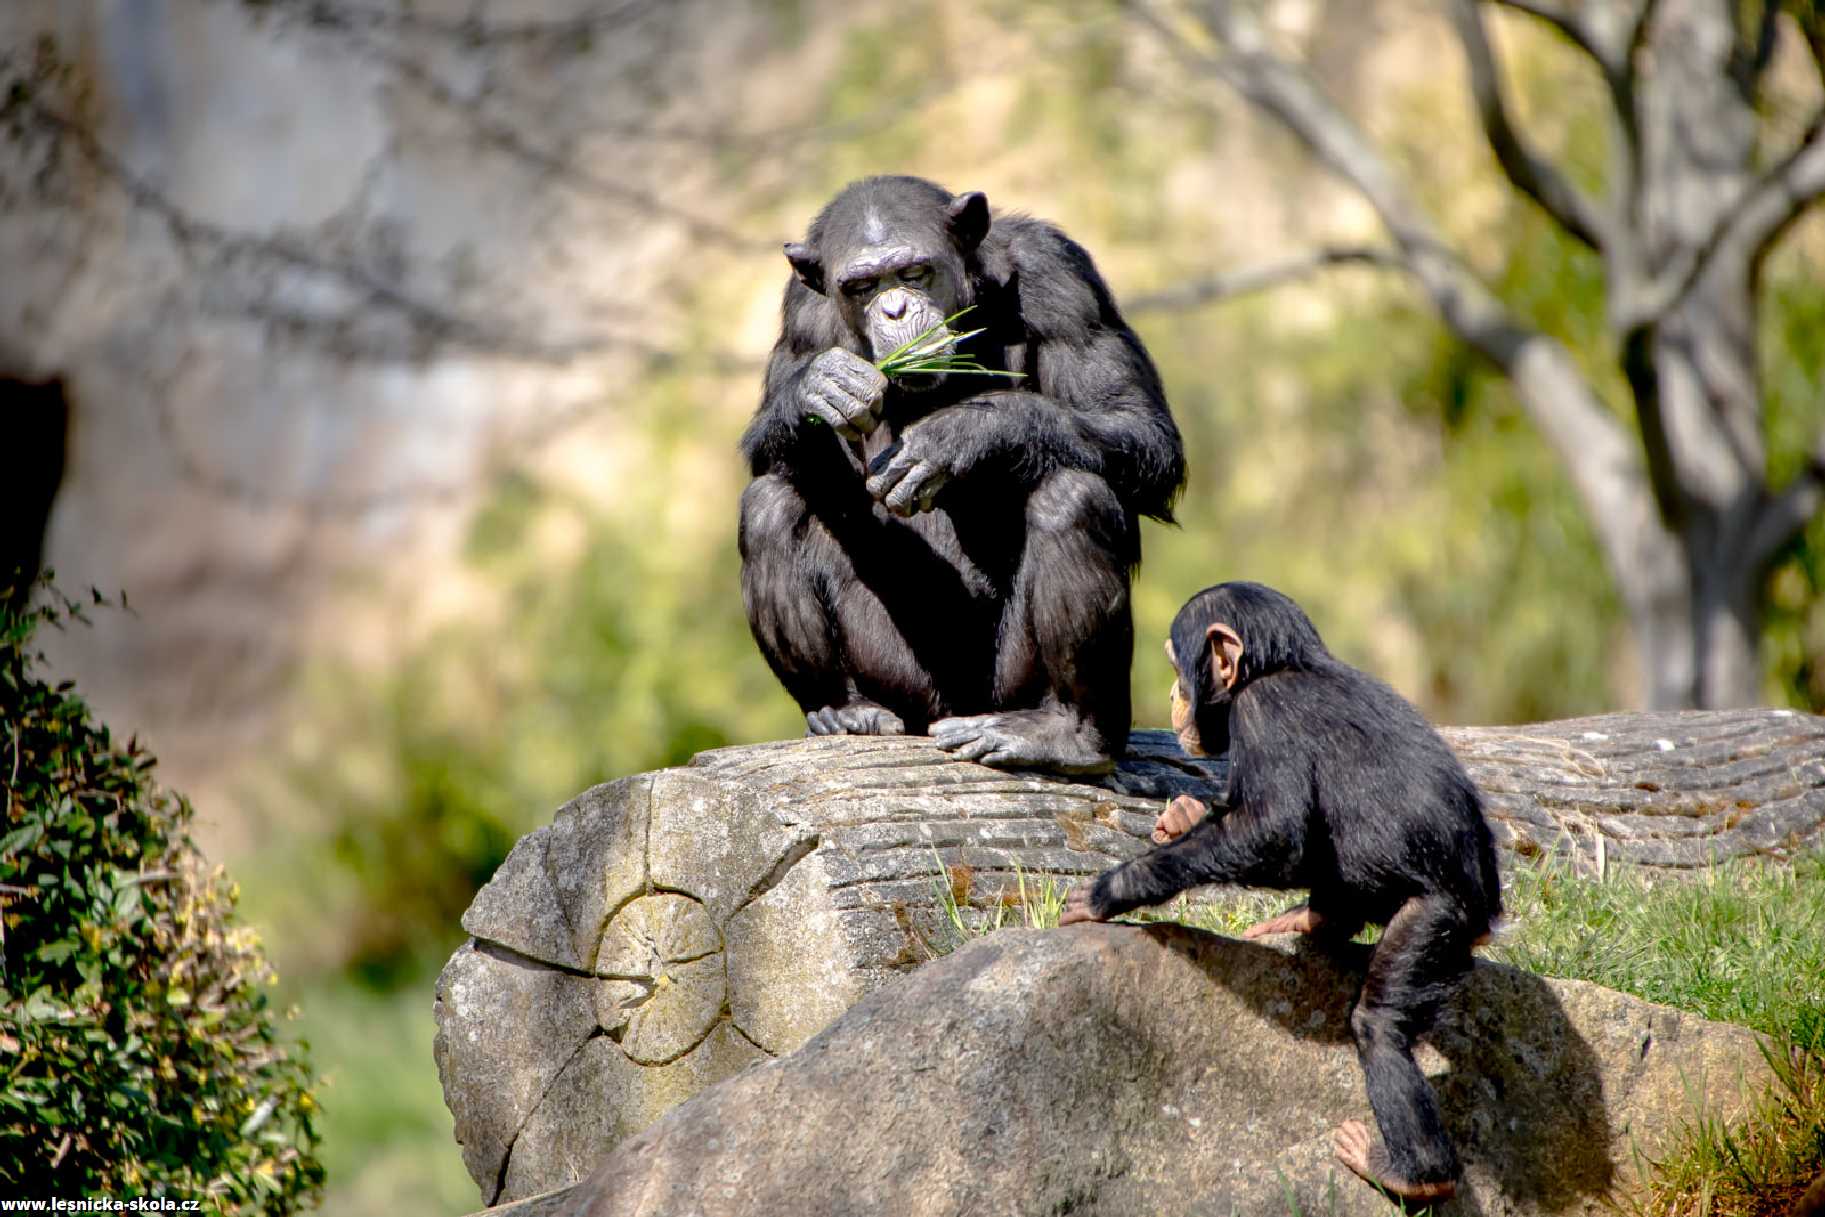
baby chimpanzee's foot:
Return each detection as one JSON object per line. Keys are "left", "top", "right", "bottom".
{"left": 805, "top": 701, "right": 907, "bottom": 736}
{"left": 930, "top": 709, "right": 1114, "bottom": 775}
{"left": 1333, "top": 1120, "right": 1458, "bottom": 1203}
{"left": 1241, "top": 902, "right": 1326, "bottom": 940}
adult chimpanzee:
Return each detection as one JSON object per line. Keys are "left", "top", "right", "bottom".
{"left": 1059, "top": 582, "right": 1502, "bottom": 1203}
{"left": 739, "top": 176, "right": 1184, "bottom": 774}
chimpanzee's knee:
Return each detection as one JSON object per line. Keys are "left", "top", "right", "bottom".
{"left": 1024, "top": 469, "right": 1138, "bottom": 570}
{"left": 1349, "top": 1000, "right": 1405, "bottom": 1053}
{"left": 738, "top": 473, "right": 810, "bottom": 565}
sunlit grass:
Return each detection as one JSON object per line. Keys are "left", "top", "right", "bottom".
{"left": 873, "top": 308, "right": 1026, "bottom": 382}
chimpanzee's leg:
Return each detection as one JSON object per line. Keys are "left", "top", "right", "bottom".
{"left": 1336, "top": 893, "right": 1476, "bottom": 1201}
{"left": 930, "top": 469, "right": 1136, "bottom": 774}
{"left": 740, "top": 473, "right": 955, "bottom": 734}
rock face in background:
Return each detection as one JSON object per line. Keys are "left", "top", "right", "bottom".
{"left": 504, "top": 924, "right": 1772, "bottom": 1217}
{"left": 0, "top": 0, "right": 797, "bottom": 835}
{"left": 436, "top": 710, "right": 1824, "bottom": 1207}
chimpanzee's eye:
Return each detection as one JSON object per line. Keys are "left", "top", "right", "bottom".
{"left": 842, "top": 277, "right": 876, "bottom": 298}
{"left": 900, "top": 264, "right": 931, "bottom": 284}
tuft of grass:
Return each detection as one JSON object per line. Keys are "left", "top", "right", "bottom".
{"left": 1625, "top": 1013, "right": 1825, "bottom": 1217}
{"left": 874, "top": 308, "right": 1026, "bottom": 382}
{"left": 920, "top": 852, "right": 1065, "bottom": 958}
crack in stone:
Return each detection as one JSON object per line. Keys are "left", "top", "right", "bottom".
{"left": 624, "top": 1013, "right": 724, "bottom": 1069}
{"left": 726, "top": 1019, "right": 779, "bottom": 1059}
{"left": 732, "top": 831, "right": 821, "bottom": 917}
{"left": 536, "top": 823, "right": 584, "bottom": 972}
{"left": 474, "top": 935, "right": 597, "bottom": 980}
{"left": 486, "top": 1026, "right": 608, "bottom": 1204}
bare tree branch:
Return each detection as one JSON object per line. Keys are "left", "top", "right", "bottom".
{"left": 1132, "top": 0, "right": 1665, "bottom": 595}
{"left": 1733, "top": 103, "right": 1825, "bottom": 256}
{"left": 229, "top": 0, "right": 663, "bottom": 47}
{"left": 1746, "top": 440, "right": 1825, "bottom": 569}
{"left": 1731, "top": 0, "right": 1783, "bottom": 98}
{"left": 340, "top": 29, "right": 764, "bottom": 253}
{"left": 1621, "top": 327, "right": 1687, "bottom": 528}
{"left": 1450, "top": 0, "right": 1613, "bottom": 250}
{"left": 1608, "top": 105, "right": 1825, "bottom": 330}
{"left": 1125, "top": 246, "right": 1401, "bottom": 312}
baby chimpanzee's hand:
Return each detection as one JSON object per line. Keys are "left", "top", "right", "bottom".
{"left": 1058, "top": 879, "right": 1107, "bottom": 926}
{"left": 1152, "top": 794, "right": 1210, "bottom": 844}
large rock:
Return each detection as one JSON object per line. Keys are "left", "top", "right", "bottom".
{"left": 438, "top": 710, "right": 1824, "bottom": 1205}
{"left": 492, "top": 923, "right": 1771, "bottom": 1217}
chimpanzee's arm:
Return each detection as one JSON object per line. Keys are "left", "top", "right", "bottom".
{"left": 864, "top": 224, "right": 1185, "bottom": 521}
{"left": 1084, "top": 798, "right": 1308, "bottom": 920}
{"left": 739, "top": 283, "right": 872, "bottom": 484}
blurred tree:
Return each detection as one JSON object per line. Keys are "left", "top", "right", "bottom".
{"left": 1135, "top": 0, "right": 1825, "bottom": 708}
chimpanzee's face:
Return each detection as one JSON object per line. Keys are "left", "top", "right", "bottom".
{"left": 831, "top": 231, "right": 968, "bottom": 363}
{"left": 1166, "top": 640, "right": 1204, "bottom": 757}
{"left": 1165, "top": 635, "right": 1235, "bottom": 759}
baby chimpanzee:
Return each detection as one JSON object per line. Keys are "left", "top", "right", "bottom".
{"left": 1060, "top": 581, "right": 1501, "bottom": 1203}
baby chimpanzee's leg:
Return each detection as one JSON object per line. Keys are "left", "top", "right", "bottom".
{"left": 1335, "top": 894, "right": 1476, "bottom": 1202}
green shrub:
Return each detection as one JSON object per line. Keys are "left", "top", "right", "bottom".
{"left": 0, "top": 582, "right": 323, "bottom": 1209}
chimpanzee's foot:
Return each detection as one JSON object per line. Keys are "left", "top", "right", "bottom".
{"left": 805, "top": 701, "right": 907, "bottom": 736}
{"left": 1242, "top": 903, "right": 1325, "bottom": 940}
{"left": 930, "top": 709, "right": 1114, "bottom": 775}
{"left": 1333, "top": 1120, "right": 1458, "bottom": 1203}
{"left": 1152, "top": 794, "right": 1211, "bottom": 844}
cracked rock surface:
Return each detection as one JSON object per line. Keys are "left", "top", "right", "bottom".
{"left": 438, "top": 713, "right": 1823, "bottom": 1207}
{"left": 480, "top": 925, "right": 1772, "bottom": 1217}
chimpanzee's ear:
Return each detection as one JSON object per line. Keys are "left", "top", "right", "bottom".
{"left": 1163, "top": 638, "right": 1177, "bottom": 670}
{"left": 1206, "top": 622, "right": 1244, "bottom": 690}
{"left": 784, "top": 242, "right": 825, "bottom": 295}
{"left": 946, "top": 192, "right": 990, "bottom": 252}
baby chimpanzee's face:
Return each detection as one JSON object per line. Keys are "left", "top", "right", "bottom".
{"left": 1166, "top": 640, "right": 1204, "bottom": 757}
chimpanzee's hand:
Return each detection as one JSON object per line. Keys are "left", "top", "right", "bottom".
{"left": 1058, "top": 878, "right": 1108, "bottom": 927}
{"left": 864, "top": 408, "right": 976, "bottom": 516}
{"left": 800, "top": 348, "right": 887, "bottom": 441}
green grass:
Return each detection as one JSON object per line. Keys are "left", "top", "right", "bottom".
{"left": 283, "top": 966, "right": 478, "bottom": 1217}
{"left": 1490, "top": 851, "right": 1825, "bottom": 1037}
{"left": 927, "top": 849, "right": 1825, "bottom": 1217}
{"left": 873, "top": 309, "right": 1025, "bottom": 382}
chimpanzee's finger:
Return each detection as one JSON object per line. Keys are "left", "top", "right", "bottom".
{"left": 865, "top": 453, "right": 915, "bottom": 501}
{"left": 883, "top": 463, "right": 940, "bottom": 516}
{"left": 929, "top": 716, "right": 989, "bottom": 746}
{"left": 805, "top": 388, "right": 861, "bottom": 440}
{"left": 830, "top": 357, "right": 886, "bottom": 399}
{"left": 914, "top": 471, "right": 949, "bottom": 513}
{"left": 947, "top": 733, "right": 1001, "bottom": 762}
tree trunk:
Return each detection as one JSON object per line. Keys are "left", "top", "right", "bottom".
{"left": 1630, "top": 0, "right": 1770, "bottom": 708}
{"left": 436, "top": 712, "right": 1825, "bottom": 1202}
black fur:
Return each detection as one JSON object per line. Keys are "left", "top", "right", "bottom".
{"left": 1098, "top": 582, "right": 1502, "bottom": 1187}
{"left": 739, "top": 176, "right": 1185, "bottom": 771}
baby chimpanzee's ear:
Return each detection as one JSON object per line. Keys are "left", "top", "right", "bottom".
{"left": 1206, "top": 622, "right": 1244, "bottom": 689}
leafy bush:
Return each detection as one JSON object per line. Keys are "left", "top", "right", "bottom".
{"left": 0, "top": 582, "right": 323, "bottom": 1209}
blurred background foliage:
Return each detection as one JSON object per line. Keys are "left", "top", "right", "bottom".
{"left": 5, "top": 0, "right": 1817, "bottom": 1212}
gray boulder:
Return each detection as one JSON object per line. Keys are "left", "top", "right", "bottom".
{"left": 439, "top": 712, "right": 1823, "bottom": 1206}
{"left": 487, "top": 922, "right": 1770, "bottom": 1217}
